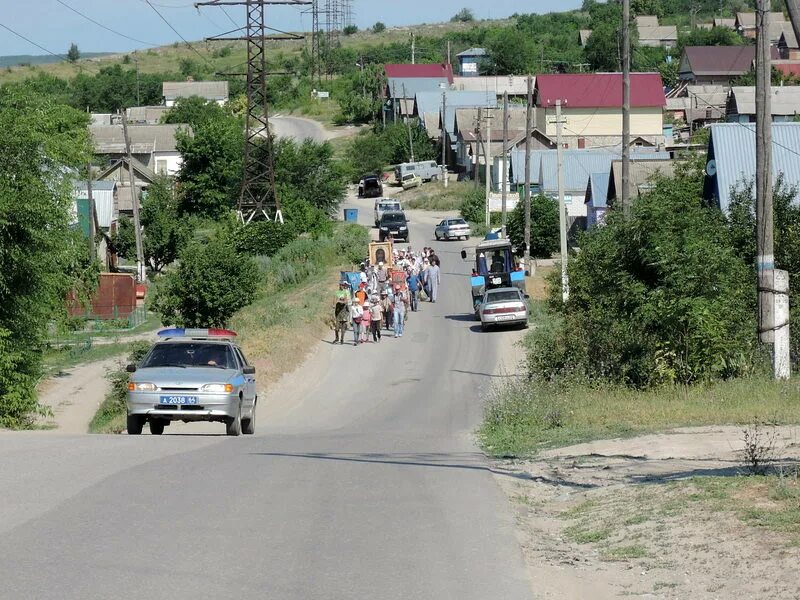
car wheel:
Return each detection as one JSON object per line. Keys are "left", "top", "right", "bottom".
{"left": 431, "top": 174, "right": 438, "bottom": 181}
{"left": 242, "top": 400, "right": 256, "bottom": 435}
{"left": 481, "top": 323, "right": 489, "bottom": 332}
{"left": 465, "top": 235, "right": 470, "bottom": 240}
{"left": 149, "top": 420, "right": 165, "bottom": 435}
{"left": 226, "top": 401, "right": 242, "bottom": 436}
{"left": 127, "top": 414, "right": 144, "bottom": 435}
{"left": 435, "top": 232, "right": 440, "bottom": 240}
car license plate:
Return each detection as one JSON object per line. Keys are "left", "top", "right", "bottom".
{"left": 497, "top": 315, "right": 515, "bottom": 321}
{"left": 159, "top": 395, "right": 199, "bottom": 405}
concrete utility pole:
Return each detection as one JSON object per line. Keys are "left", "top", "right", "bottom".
{"left": 403, "top": 84, "right": 415, "bottom": 162}
{"left": 86, "top": 164, "right": 96, "bottom": 262}
{"left": 622, "top": 0, "right": 631, "bottom": 214}
{"left": 474, "top": 108, "right": 482, "bottom": 189}
{"left": 501, "top": 91, "right": 509, "bottom": 238}
{"left": 411, "top": 31, "right": 415, "bottom": 64}
{"left": 786, "top": 0, "right": 800, "bottom": 46}
{"left": 121, "top": 113, "right": 145, "bottom": 282}
{"left": 447, "top": 40, "right": 451, "bottom": 66}
{"left": 756, "top": 2, "right": 791, "bottom": 378}
{"left": 555, "top": 100, "right": 569, "bottom": 302}
{"left": 524, "top": 75, "right": 532, "bottom": 274}
{"left": 441, "top": 91, "right": 448, "bottom": 187}
{"left": 484, "top": 106, "right": 493, "bottom": 227}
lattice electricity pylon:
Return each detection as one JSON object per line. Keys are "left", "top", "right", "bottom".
{"left": 196, "top": 0, "right": 310, "bottom": 225}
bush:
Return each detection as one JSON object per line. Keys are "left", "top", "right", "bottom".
{"left": 506, "top": 194, "right": 559, "bottom": 258}
{"left": 530, "top": 173, "right": 758, "bottom": 388}
{"left": 372, "top": 22, "right": 386, "bottom": 34}
{"left": 343, "top": 25, "right": 358, "bottom": 36}
{"left": 233, "top": 220, "right": 298, "bottom": 256}
{"left": 460, "top": 187, "right": 487, "bottom": 223}
{"left": 90, "top": 341, "right": 151, "bottom": 433}
{"left": 451, "top": 8, "right": 475, "bottom": 22}
{"left": 151, "top": 237, "right": 259, "bottom": 327}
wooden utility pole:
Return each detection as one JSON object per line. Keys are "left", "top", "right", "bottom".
{"left": 501, "top": 91, "right": 509, "bottom": 238}
{"left": 524, "top": 75, "right": 532, "bottom": 273}
{"left": 403, "top": 84, "right": 415, "bottom": 162}
{"left": 121, "top": 112, "right": 145, "bottom": 282}
{"left": 392, "top": 82, "right": 397, "bottom": 123}
{"left": 622, "top": 0, "right": 631, "bottom": 214}
{"left": 86, "top": 164, "right": 96, "bottom": 262}
{"left": 555, "top": 99, "right": 569, "bottom": 302}
{"left": 484, "top": 106, "right": 493, "bottom": 227}
{"left": 441, "top": 91, "right": 448, "bottom": 187}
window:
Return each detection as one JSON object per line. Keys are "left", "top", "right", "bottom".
{"left": 564, "top": 194, "right": 573, "bottom": 205}
{"left": 141, "top": 342, "right": 236, "bottom": 369}
{"left": 156, "top": 159, "right": 168, "bottom": 174}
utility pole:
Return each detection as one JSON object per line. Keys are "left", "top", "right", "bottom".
{"left": 501, "top": 91, "right": 509, "bottom": 238}
{"left": 134, "top": 50, "right": 140, "bottom": 106}
{"left": 786, "top": 0, "right": 800, "bottom": 46}
{"left": 441, "top": 91, "right": 448, "bottom": 188}
{"left": 474, "top": 108, "right": 481, "bottom": 190}
{"left": 403, "top": 84, "right": 415, "bottom": 162}
{"left": 447, "top": 40, "right": 451, "bottom": 66}
{"left": 411, "top": 31, "right": 415, "bottom": 64}
{"left": 484, "top": 106, "right": 493, "bottom": 227}
{"left": 86, "top": 163, "right": 96, "bottom": 262}
{"left": 555, "top": 100, "right": 569, "bottom": 302}
{"left": 392, "top": 82, "right": 397, "bottom": 123}
{"left": 121, "top": 112, "right": 145, "bottom": 282}
{"left": 622, "top": 0, "right": 631, "bottom": 214}
{"left": 524, "top": 75, "right": 532, "bottom": 274}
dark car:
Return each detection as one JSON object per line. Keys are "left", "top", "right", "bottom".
{"left": 358, "top": 174, "right": 383, "bottom": 198}
{"left": 378, "top": 211, "right": 409, "bottom": 242}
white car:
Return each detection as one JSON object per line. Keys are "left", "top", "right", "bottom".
{"left": 478, "top": 287, "right": 529, "bottom": 332}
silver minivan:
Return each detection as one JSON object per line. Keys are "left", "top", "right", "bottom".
{"left": 374, "top": 198, "right": 402, "bottom": 227}
{"left": 394, "top": 161, "right": 440, "bottom": 184}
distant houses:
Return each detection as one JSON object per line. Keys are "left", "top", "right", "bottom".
{"left": 678, "top": 46, "right": 759, "bottom": 86}
{"left": 162, "top": 80, "right": 229, "bottom": 107}
{"left": 89, "top": 123, "right": 189, "bottom": 177}
{"left": 634, "top": 15, "right": 678, "bottom": 49}
{"left": 726, "top": 86, "right": 800, "bottom": 122}
{"left": 457, "top": 48, "right": 487, "bottom": 76}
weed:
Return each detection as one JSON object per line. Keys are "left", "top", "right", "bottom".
{"left": 741, "top": 420, "right": 778, "bottom": 475}
{"left": 602, "top": 545, "right": 648, "bottom": 560}
{"left": 564, "top": 525, "right": 611, "bottom": 544}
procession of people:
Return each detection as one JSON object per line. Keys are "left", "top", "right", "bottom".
{"left": 333, "top": 246, "right": 442, "bottom": 346}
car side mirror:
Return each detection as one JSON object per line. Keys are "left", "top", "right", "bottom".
{"left": 126, "top": 364, "right": 137, "bottom": 373}
{"left": 242, "top": 365, "right": 256, "bottom": 375}
{"left": 524, "top": 293, "right": 531, "bottom": 299}
{"left": 460, "top": 250, "right": 467, "bottom": 260}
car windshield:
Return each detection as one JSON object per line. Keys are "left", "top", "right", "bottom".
{"left": 382, "top": 213, "right": 406, "bottom": 224}
{"left": 141, "top": 342, "right": 237, "bottom": 369}
{"left": 380, "top": 203, "right": 400, "bottom": 210}
{"left": 487, "top": 291, "right": 521, "bottom": 303}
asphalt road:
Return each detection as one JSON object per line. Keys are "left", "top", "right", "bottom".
{"left": 269, "top": 115, "right": 330, "bottom": 143}
{"left": 0, "top": 193, "right": 533, "bottom": 599}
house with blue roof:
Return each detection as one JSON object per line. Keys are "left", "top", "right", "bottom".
{"left": 703, "top": 122, "right": 800, "bottom": 214}
{"left": 585, "top": 172, "right": 610, "bottom": 228}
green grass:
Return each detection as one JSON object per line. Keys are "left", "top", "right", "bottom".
{"left": 479, "top": 376, "right": 800, "bottom": 458}
{"left": 564, "top": 525, "right": 612, "bottom": 544}
{"left": 601, "top": 545, "right": 649, "bottom": 561}
{"left": 41, "top": 341, "right": 133, "bottom": 378}
{"left": 403, "top": 181, "right": 475, "bottom": 212}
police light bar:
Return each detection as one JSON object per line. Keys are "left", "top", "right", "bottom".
{"left": 157, "top": 328, "right": 238, "bottom": 340}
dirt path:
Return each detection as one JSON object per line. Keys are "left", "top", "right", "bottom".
{"left": 37, "top": 356, "right": 124, "bottom": 433}
{"left": 494, "top": 426, "right": 800, "bottom": 599}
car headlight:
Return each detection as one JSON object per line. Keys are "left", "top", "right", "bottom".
{"left": 400, "top": 226, "right": 407, "bottom": 230}
{"left": 201, "top": 383, "right": 234, "bottom": 393}
{"left": 128, "top": 382, "right": 157, "bottom": 392}
{"left": 380, "top": 226, "right": 388, "bottom": 230}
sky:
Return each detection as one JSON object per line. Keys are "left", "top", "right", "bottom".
{"left": 0, "top": 0, "right": 582, "bottom": 57}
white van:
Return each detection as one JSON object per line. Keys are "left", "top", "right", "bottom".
{"left": 394, "top": 161, "right": 440, "bottom": 184}
{"left": 374, "top": 198, "right": 403, "bottom": 227}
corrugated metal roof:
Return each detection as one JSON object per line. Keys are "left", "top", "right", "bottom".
{"left": 162, "top": 81, "right": 229, "bottom": 101}
{"left": 609, "top": 160, "right": 677, "bottom": 205}
{"left": 90, "top": 124, "right": 190, "bottom": 154}
{"left": 535, "top": 73, "right": 665, "bottom": 108}
{"left": 704, "top": 122, "right": 800, "bottom": 213}
{"left": 735, "top": 12, "right": 785, "bottom": 28}
{"left": 539, "top": 150, "right": 619, "bottom": 192}
{"left": 384, "top": 63, "right": 454, "bottom": 81}
{"left": 387, "top": 77, "right": 449, "bottom": 98}
{"left": 638, "top": 25, "right": 678, "bottom": 42}
{"left": 729, "top": 85, "right": 800, "bottom": 116}
{"left": 681, "top": 46, "right": 757, "bottom": 76}
{"left": 586, "top": 171, "right": 611, "bottom": 208}
{"left": 714, "top": 18, "right": 736, "bottom": 28}
{"left": 73, "top": 180, "right": 116, "bottom": 229}
{"left": 457, "top": 48, "right": 486, "bottom": 57}
{"left": 452, "top": 75, "right": 530, "bottom": 95}
{"left": 127, "top": 105, "right": 169, "bottom": 124}
{"left": 415, "top": 90, "right": 497, "bottom": 137}
{"left": 509, "top": 149, "right": 549, "bottom": 185}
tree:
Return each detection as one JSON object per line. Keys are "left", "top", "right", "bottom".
{"left": 584, "top": 20, "right": 621, "bottom": 71}
{"left": 175, "top": 111, "right": 244, "bottom": 218}
{"left": 67, "top": 43, "right": 80, "bottom": 63}
{"left": 372, "top": 22, "right": 386, "bottom": 34}
{"left": 346, "top": 129, "right": 389, "bottom": 181}
{"left": 162, "top": 95, "right": 230, "bottom": 128}
{"left": 273, "top": 137, "right": 347, "bottom": 214}
{"left": 451, "top": 8, "right": 475, "bottom": 22}
{"left": 151, "top": 237, "right": 258, "bottom": 328}
{"left": 506, "top": 195, "right": 560, "bottom": 258}
{"left": 0, "top": 88, "right": 93, "bottom": 426}
{"left": 485, "top": 28, "right": 536, "bottom": 75}
{"left": 343, "top": 24, "right": 358, "bottom": 36}
{"left": 112, "top": 177, "right": 191, "bottom": 273}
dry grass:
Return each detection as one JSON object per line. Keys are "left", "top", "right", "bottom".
{"left": 525, "top": 264, "right": 555, "bottom": 301}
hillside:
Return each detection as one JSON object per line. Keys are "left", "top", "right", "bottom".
{"left": 0, "top": 52, "right": 112, "bottom": 68}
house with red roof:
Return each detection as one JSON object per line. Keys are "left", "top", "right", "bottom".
{"left": 533, "top": 73, "right": 667, "bottom": 150}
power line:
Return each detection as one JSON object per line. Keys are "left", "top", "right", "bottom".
{"left": 0, "top": 21, "right": 70, "bottom": 62}
{"left": 142, "top": 0, "right": 215, "bottom": 67}
{"left": 53, "top": 0, "right": 158, "bottom": 47}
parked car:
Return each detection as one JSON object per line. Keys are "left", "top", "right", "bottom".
{"left": 401, "top": 173, "right": 422, "bottom": 190}
{"left": 358, "top": 174, "right": 383, "bottom": 198}
{"left": 125, "top": 328, "right": 257, "bottom": 436}
{"left": 434, "top": 217, "right": 471, "bottom": 241}
{"left": 378, "top": 210, "right": 409, "bottom": 242}
{"left": 374, "top": 198, "right": 402, "bottom": 227}
{"left": 395, "top": 160, "right": 440, "bottom": 184}
{"left": 478, "top": 287, "right": 529, "bottom": 332}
